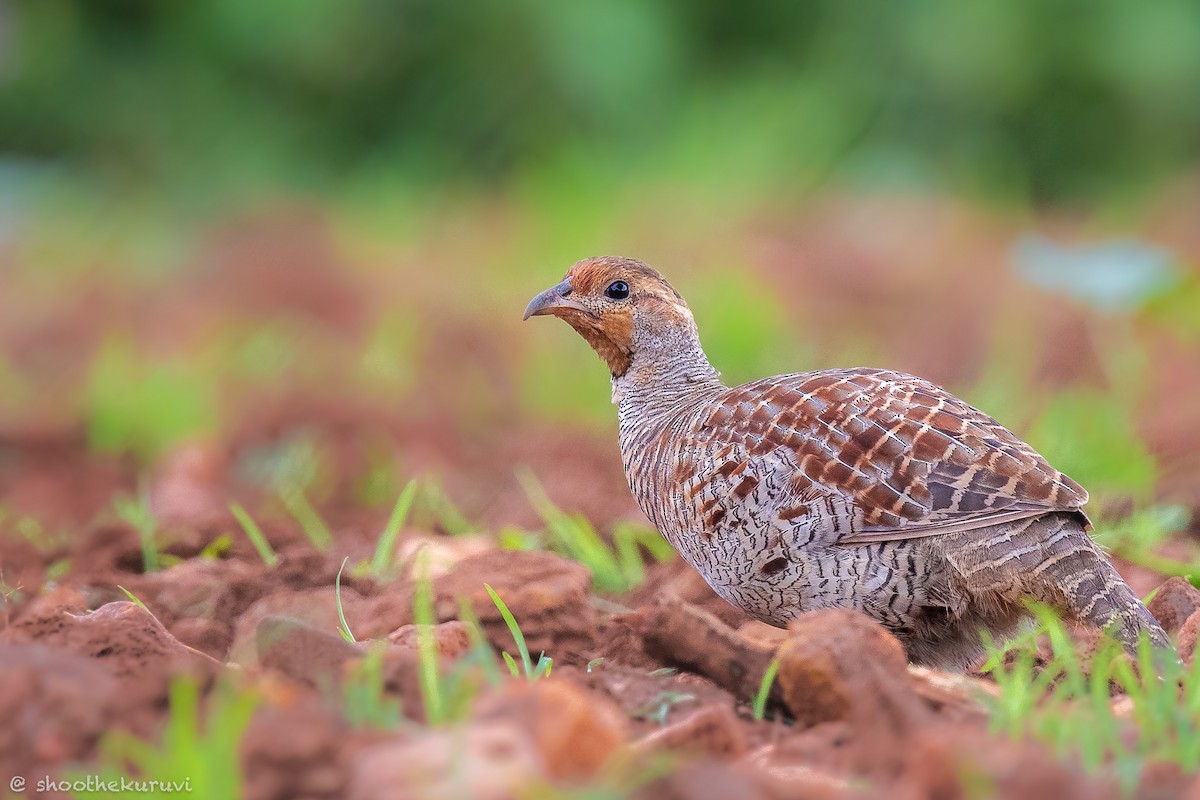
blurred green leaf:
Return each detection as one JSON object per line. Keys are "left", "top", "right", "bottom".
{"left": 1026, "top": 390, "right": 1156, "bottom": 505}
{"left": 85, "top": 337, "right": 217, "bottom": 463}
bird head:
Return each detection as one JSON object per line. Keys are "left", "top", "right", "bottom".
{"left": 523, "top": 256, "right": 696, "bottom": 377}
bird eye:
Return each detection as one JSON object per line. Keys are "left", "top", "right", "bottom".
{"left": 605, "top": 280, "right": 630, "bottom": 300}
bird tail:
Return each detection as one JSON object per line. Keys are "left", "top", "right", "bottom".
{"left": 945, "top": 512, "right": 1171, "bottom": 654}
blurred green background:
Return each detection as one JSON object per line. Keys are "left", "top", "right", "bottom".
{"left": 1, "top": 0, "right": 1199, "bottom": 534}
{"left": 5, "top": 0, "right": 1200, "bottom": 205}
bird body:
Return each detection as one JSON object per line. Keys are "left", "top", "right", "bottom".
{"left": 525, "top": 256, "right": 1169, "bottom": 667}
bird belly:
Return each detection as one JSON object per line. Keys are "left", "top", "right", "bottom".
{"left": 652, "top": 497, "right": 944, "bottom": 638}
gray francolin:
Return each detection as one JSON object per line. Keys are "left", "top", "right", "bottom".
{"left": 524, "top": 256, "right": 1170, "bottom": 668}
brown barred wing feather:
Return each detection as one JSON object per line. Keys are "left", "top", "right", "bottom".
{"left": 694, "top": 368, "right": 1088, "bottom": 545}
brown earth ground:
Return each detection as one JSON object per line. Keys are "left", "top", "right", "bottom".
{"left": 1, "top": 193, "right": 1199, "bottom": 798}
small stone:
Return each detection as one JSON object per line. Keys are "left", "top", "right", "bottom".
{"left": 347, "top": 723, "right": 543, "bottom": 800}
{"left": 395, "top": 534, "right": 494, "bottom": 579}
{"left": 475, "top": 679, "right": 627, "bottom": 782}
{"left": 1148, "top": 577, "right": 1200, "bottom": 634}
{"left": 388, "top": 620, "right": 474, "bottom": 660}
{"left": 1178, "top": 609, "right": 1200, "bottom": 664}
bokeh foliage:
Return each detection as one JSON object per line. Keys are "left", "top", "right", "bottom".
{"left": 3, "top": 0, "right": 1200, "bottom": 204}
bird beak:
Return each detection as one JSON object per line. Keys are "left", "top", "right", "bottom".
{"left": 523, "top": 278, "right": 585, "bottom": 320}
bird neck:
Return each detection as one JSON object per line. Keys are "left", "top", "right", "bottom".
{"left": 612, "top": 326, "right": 724, "bottom": 421}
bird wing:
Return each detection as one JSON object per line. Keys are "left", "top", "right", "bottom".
{"left": 684, "top": 368, "right": 1087, "bottom": 546}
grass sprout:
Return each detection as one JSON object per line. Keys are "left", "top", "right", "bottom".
{"left": 113, "top": 482, "right": 160, "bottom": 572}
{"left": 981, "top": 601, "right": 1200, "bottom": 790}
{"left": 0, "top": 569, "right": 23, "bottom": 626}
{"left": 1092, "top": 505, "right": 1197, "bottom": 586}
{"left": 116, "top": 585, "right": 148, "bottom": 611}
{"left": 335, "top": 556, "right": 356, "bottom": 643}
{"left": 413, "top": 555, "right": 444, "bottom": 722}
{"left": 419, "top": 477, "right": 474, "bottom": 536}
{"left": 343, "top": 647, "right": 402, "bottom": 730}
{"left": 485, "top": 583, "right": 552, "bottom": 680}
{"left": 337, "top": 554, "right": 493, "bottom": 729}
{"left": 429, "top": 598, "right": 505, "bottom": 723}
{"left": 46, "top": 558, "right": 71, "bottom": 581}
{"left": 198, "top": 533, "right": 233, "bottom": 560}
{"left": 516, "top": 468, "right": 673, "bottom": 593}
{"left": 371, "top": 479, "right": 418, "bottom": 580}
{"left": 72, "top": 679, "right": 258, "bottom": 799}
{"left": 632, "top": 691, "right": 695, "bottom": 726}
{"left": 753, "top": 659, "right": 780, "bottom": 721}
{"left": 279, "top": 487, "right": 333, "bottom": 550}
{"left": 230, "top": 503, "right": 278, "bottom": 568}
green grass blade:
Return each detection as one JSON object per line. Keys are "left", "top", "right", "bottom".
{"left": 335, "top": 556, "right": 356, "bottom": 643}
{"left": 371, "top": 479, "right": 418, "bottom": 580}
{"left": 485, "top": 583, "right": 533, "bottom": 679}
{"left": 413, "top": 558, "right": 443, "bottom": 723}
{"left": 533, "top": 653, "right": 553, "bottom": 678}
{"left": 116, "top": 585, "right": 148, "bottom": 610}
{"left": 280, "top": 487, "right": 333, "bottom": 550}
{"left": 517, "top": 467, "right": 636, "bottom": 593}
{"left": 230, "top": 503, "right": 278, "bottom": 568}
{"left": 114, "top": 481, "right": 159, "bottom": 572}
{"left": 456, "top": 598, "right": 505, "bottom": 687}
{"left": 753, "top": 659, "right": 780, "bottom": 721}
{"left": 424, "top": 479, "right": 473, "bottom": 536}
{"left": 501, "top": 651, "right": 520, "bottom": 678}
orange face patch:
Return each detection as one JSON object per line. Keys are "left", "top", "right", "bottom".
{"left": 561, "top": 306, "right": 634, "bottom": 376}
{"left": 544, "top": 256, "right": 696, "bottom": 377}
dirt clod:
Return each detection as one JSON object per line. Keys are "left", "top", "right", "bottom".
{"left": 1148, "top": 577, "right": 1200, "bottom": 634}
{"left": 170, "top": 616, "right": 234, "bottom": 660}
{"left": 476, "top": 679, "right": 628, "bottom": 781}
{"left": 639, "top": 760, "right": 774, "bottom": 800}
{"left": 633, "top": 704, "right": 748, "bottom": 759}
{"left": 0, "top": 644, "right": 118, "bottom": 779}
{"left": 776, "top": 609, "right": 920, "bottom": 730}
{"left": 436, "top": 549, "right": 596, "bottom": 658}
{"left": 229, "top": 586, "right": 406, "bottom": 668}
{"left": 242, "top": 699, "right": 356, "bottom": 800}
{"left": 640, "top": 593, "right": 776, "bottom": 703}
{"left": 346, "top": 723, "right": 543, "bottom": 800}
{"left": 902, "top": 726, "right": 1121, "bottom": 800}
{"left": 3, "top": 600, "right": 222, "bottom": 678}
{"left": 256, "top": 615, "right": 364, "bottom": 685}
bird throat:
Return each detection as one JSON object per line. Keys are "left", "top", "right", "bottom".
{"left": 563, "top": 313, "right": 634, "bottom": 377}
